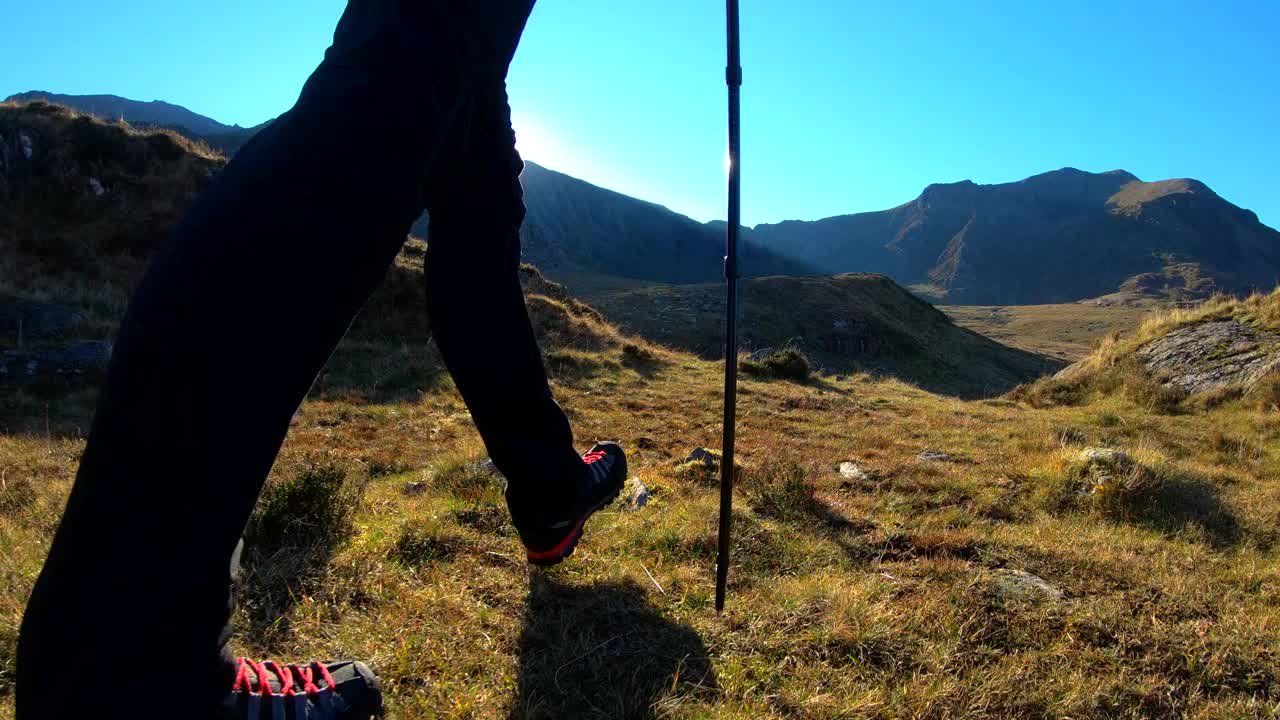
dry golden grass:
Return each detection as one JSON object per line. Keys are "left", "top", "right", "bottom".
{"left": 3, "top": 285, "right": 1279, "bottom": 718}
{"left": 942, "top": 302, "right": 1151, "bottom": 361}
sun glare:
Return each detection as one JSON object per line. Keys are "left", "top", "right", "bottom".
{"left": 511, "top": 111, "right": 567, "bottom": 167}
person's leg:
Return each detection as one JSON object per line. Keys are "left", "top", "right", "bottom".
{"left": 15, "top": 1, "right": 490, "bottom": 716}
{"left": 424, "top": 76, "right": 585, "bottom": 535}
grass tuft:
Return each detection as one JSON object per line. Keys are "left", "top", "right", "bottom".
{"left": 739, "top": 348, "right": 813, "bottom": 382}
{"left": 744, "top": 457, "right": 815, "bottom": 522}
{"left": 247, "top": 463, "right": 366, "bottom": 550}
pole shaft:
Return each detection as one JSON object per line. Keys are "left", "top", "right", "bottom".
{"left": 716, "top": 0, "right": 742, "bottom": 613}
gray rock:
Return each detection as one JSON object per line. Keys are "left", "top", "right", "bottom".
{"left": 837, "top": 462, "right": 871, "bottom": 482}
{"left": 1, "top": 341, "right": 111, "bottom": 378}
{"left": 629, "top": 480, "right": 652, "bottom": 510}
{"left": 1081, "top": 447, "right": 1133, "bottom": 469}
{"left": 983, "top": 569, "right": 1064, "bottom": 603}
{"left": 917, "top": 450, "right": 953, "bottom": 462}
{"left": 684, "top": 447, "right": 717, "bottom": 466}
{"left": 402, "top": 481, "right": 428, "bottom": 497}
{"left": 88, "top": 177, "right": 106, "bottom": 196}
{"left": 1137, "top": 319, "right": 1280, "bottom": 395}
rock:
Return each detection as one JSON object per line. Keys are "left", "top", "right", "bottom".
{"left": 629, "top": 480, "right": 652, "bottom": 510}
{"left": 983, "top": 569, "right": 1064, "bottom": 603}
{"left": 634, "top": 436, "right": 657, "bottom": 450}
{"left": 1081, "top": 447, "right": 1133, "bottom": 469}
{"left": 0, "top": 301, "right": 87, "bottom": 342}
{"left": 837, "top": 462, "right": 871, "bottom": 482}
{"left": 88, "top": 177, "right": 106, "bottom": 196}
{"left": 1, "top": 341, "right": 111, "bottom": 378}
{"left": 402, "top": 481, "right": 428, "bottom": 497}
{"left": 917, "top": 450, "right": 953, "bottom": 462}
{"left": 1137, "top": 319, "right": 1280, "bottom": 395}
{"left": 462, "top": 458, "right": 502, "bottom": 477}
{"left": 684, "top": 447, "right": 717, "bottom": 466}
{"left": 20, "top": 133, "right": 33, "bottom": 160}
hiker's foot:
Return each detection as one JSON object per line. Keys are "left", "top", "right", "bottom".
{"left": 522, "top": 442, "right": 627, "bottom": 566}
{"left": 221, "top": 657, "right": 383, "bottom": 719}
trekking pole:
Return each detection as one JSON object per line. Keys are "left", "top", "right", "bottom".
{"left": 715, "top": 0, "right": 743, "bottom": 614}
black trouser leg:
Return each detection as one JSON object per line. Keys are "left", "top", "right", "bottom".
{"left": 425, "top": 77, "right": 582, "bottom": 533}
{"left": 15, "top": 1, "right": 545, "bottom": 716}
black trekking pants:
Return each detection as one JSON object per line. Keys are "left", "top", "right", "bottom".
{"left": 16, "top": 1, "right": 582, "bottom": 716}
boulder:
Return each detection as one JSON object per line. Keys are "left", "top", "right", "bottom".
{"left": 1137, "top": 319, "right": 1280, "bottom": 395}
{"left": 917, "top": 450, "right": 953, "bottom": 462}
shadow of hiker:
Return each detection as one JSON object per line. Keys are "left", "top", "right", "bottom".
{"left": 509, "top": 574, "right": 718, "bottom": 720}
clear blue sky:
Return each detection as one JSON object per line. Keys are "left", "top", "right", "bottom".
{"left": 3, "top": 1, "right": 1277, "bottom": 229}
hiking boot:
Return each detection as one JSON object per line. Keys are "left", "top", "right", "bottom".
{"left": 522, "top": 442, "right": 627, "bottom": 566}
{"left": 220, "top": 657, "right": 383, "bottom": 719}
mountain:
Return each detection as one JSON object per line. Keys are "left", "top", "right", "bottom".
{"left": 750, "top": 168, "right": 1280, "bottom": 305}
{"left": 410, "top": 161, "right": 812, "bottom": 285}
{"left": 586, "top": 273, "right": 1062, "bottom": 397}
{"left": 4, "top": 92, "right": 271, "bottom": 155}
{"left": 7, "top": 91, "right": 239, "bottom": 136}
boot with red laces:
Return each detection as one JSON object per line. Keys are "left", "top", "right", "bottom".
{"left": 519, "top": 442, "right": 627, "bottom": 566}
{"left": 220, "top": 657, "right": 383, "bottom": 719}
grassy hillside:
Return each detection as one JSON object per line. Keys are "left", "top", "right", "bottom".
{"left": 1, "top": 101, "right": 223, "bottom": 345}
{"left": 1014, "top": 290, "right": 1280, "bottom": 414}
{"left": 585, "top": 274, "right": 1062, "bottom": 398}
{"left": 5, "top": 284, "right": 1280, "bottom": 717}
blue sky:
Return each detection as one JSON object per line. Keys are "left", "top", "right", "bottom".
{"left": 2, "top": 1, "right": 1277, "bottom": 229}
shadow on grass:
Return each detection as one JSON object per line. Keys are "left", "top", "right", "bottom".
{"left": 510, "top": 575, "right": 717, "bottom": 720}
{"left": 1118, "top": 472, "right": 1245, "bottom": 548}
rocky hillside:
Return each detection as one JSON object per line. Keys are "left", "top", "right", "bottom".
{"left": 587, "top": 273, "right": 1062, "bottom": 397}
{"left": 1016, "top": 289, "right": 1280, "bottom": 410}
{"left": 1, "top": 101, "right": 223, "bottom": 343}
{"left": 751, "top": 168, "right": 1280, "bottom": 305}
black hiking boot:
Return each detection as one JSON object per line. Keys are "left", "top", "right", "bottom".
{"left": 521, "top": 442, "right": 627, "bottom": 566}
{"left": 220, "top": 657, "right": 383, "bottom": 719}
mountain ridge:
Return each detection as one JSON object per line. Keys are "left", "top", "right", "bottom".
{"left": 750, "top": 166, "right": 1280, "bottom": 305}
{"left": 11, "top": 91, "right": 1278, "bottom": 305}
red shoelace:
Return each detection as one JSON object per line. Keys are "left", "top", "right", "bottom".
{"left": 232, "top": 657, "right": 337, "bottom": 698}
